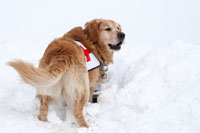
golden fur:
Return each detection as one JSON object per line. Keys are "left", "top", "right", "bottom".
{"left": 8, "top": 19, "right": 124, "bottom": 128}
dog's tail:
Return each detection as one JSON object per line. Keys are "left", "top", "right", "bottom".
{"left": 7, "top": 60, "right": 63, "bottom": 88}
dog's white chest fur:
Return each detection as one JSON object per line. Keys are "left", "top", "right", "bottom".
{"left": 74, "top": 41, "right": 100, "bottom": 71}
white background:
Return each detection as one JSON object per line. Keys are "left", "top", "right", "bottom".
{"left": 0, "top": 0, "right": 200, "bottom": 44}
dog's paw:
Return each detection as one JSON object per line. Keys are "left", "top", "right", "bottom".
{"left": 38, "top": 114, "right": 47, "bottom": 122}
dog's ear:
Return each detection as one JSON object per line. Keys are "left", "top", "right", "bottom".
{"left": 83, "top": 19, "right": 101, "bottom": 44}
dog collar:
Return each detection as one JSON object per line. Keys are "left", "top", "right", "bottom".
{"left": 74, "top": 41, "right": 101, "bottom": 71}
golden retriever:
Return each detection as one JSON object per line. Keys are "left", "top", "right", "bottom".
{"left": 8, "top": 19, "right": 125, "bottom": 128}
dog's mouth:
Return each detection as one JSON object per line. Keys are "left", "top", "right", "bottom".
{"left": 108, "top": 41, "right": 123, "bottom": 51}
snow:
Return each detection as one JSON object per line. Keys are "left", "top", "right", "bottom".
{"left": 1, "top": 0, "right": 200, "bottom": 132}
{"left": 1, "top": 38, "right": 200, "bottom": 133}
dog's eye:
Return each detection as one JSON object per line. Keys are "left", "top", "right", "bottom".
{"left": 117, "top": 27, "right": 120, "bottom": 30}
{"left": 104, "top": 27, "right": 111, "bottom": 31}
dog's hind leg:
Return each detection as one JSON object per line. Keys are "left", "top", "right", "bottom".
{"left": 36, "top": 95, "right": 52, "bottom": 121}
{"left": 62, "top": 65, "right": 89, "bottom": 127}
{"left": 73, "top": 94, "right": 89, "bottom": 128}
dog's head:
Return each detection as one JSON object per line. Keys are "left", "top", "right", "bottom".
{"left": 83, "top": 19, "right": 125, "bottom": 52}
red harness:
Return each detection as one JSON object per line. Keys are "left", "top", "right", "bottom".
{"left": 74, "top": 41, "right": 100, "bottom": 71}
{"left": 80, "top": 46, "right": 91, "bottom": 62}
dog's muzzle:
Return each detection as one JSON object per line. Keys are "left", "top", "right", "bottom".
{"left": 117, "top": 32, "right": 125, "bottom": 41}
{"left": 108, "top": 32, "right": 125, "bottom": 51}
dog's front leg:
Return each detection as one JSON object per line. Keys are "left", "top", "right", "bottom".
{"left": 89, "top": 87, "right": 95, "bottom": 102}
{"left": 36, "top": 95, "right": 52, "bottom": 121}
{"left": 88, "top": 68, "right": 99, "bottom": 103}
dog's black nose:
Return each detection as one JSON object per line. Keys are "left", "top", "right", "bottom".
{"left": 117, "top": 32, "right": 125, "bottom": 40}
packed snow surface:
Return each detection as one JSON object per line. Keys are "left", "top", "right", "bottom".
{"left": 0, "top": 38, "right": 200, "bottom": 133}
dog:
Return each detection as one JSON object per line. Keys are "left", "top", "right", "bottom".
{"left": 8, "top": 19, "right": 125, "bottom": 128}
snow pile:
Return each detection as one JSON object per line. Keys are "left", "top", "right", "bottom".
{"left": 0, "top": 38, "right": 200, "bottom": 133}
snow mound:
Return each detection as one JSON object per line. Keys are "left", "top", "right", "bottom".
{"left": 0, "top": 39, "right": 200, "bottom": 133}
